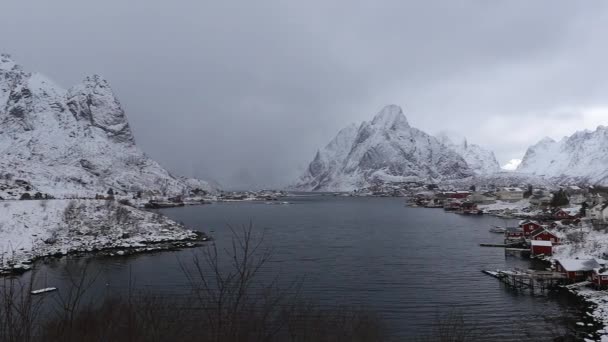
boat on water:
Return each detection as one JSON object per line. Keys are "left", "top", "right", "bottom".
{"left": 489, "top": 226, "right": 506, "bottom": 233}
{"left": 31, "top": 287, "right": 57, "bottom": 295}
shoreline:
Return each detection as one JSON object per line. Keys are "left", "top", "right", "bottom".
{"left": 1, "top": 231, "right": 209, "bottom": 276}
{"left": 0, "top": 199, "right": 210, "bottom": 277}
{"left": 566, "top": 285, "right": 608, "bottom": 341}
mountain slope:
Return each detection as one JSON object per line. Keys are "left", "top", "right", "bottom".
{"left": 294, "top": 105, "right": 474, "bottom": 191}
{"left": 0, "top": 53, "right": 213, "bottom": 198}
{"left": 517, "top": 126, "right": 608, "bottom": 184}
{"left": 437, "top": 134, "right": 501, "bottom": 175}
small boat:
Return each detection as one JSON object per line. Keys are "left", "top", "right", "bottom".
{"left": 31, "top": 287, "right": 57, "bottom": 295}
{"left": 489, "top": 226, "right": 506, "bottom": 233}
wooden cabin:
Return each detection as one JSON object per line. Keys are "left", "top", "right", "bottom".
{"left": 554, "top": 208, "right": 577, "bottom": 220}
{"left": 505, "top": 227, "right": 524, "bottom": 239}
{"left": 530, "top": 240, "right": 552, "bottom": 256}
{"left": 555, "top": 259, "right": 600, "bottom": 282}
{"left": 591, "top": 268, "right": 608, "bottom": 289}
{"left": 520, "top": 220, "right": 543, "bottom": 237}
{"left": 529, "top": 229, "right": 559, "bottom": 244}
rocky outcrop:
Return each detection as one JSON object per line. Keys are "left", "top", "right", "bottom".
{"left": 0, "top": 54, "right": 214, "bottom": 199}
{"left": 294, "top": 105, "right": 475, "bottom": 191}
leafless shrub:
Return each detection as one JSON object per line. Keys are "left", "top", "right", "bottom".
{"left": 3, "top": 224, "right": 384, "bottom": 342}
{"left": 416, "top": 309, "right": 481, "bottom": 342}
{"left": 516, "top": 310, "right": 585, "bottom": 341}
{"left": 62, "top": 201, "right": 79, "bottom": 224}
{"left": 0, "top": 272, "right": 44, "bottom": 342}
{"left": 114, "top": 206, "right": 130, "bottom": 225}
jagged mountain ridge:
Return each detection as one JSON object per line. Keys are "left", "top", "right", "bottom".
{"left": 294, "top": 105, "right": 489, "bottom": 191}
{"left": 437, "top": 134, "right": 501, "bottom": 175}
{"left": 517, "top": 126, "right": 608, "bottom": 185}
{"left": 0, "top": 53, "right": 213, "bottom": 198}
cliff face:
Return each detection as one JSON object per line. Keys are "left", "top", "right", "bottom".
{"left": 517, "top": 127, "right": 608, "bottom": 184}
{"left": 294, "top": 105, "right": 474, "bottom": 191}
{"left": 0, "top": 54, "right": 213, "bottom": 198}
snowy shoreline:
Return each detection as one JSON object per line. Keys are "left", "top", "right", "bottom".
{"left": 0, "top": 199, "right": 208, "bottom": 276}
{"left": 564, "top": 286, "right": 608, "bottom": 341}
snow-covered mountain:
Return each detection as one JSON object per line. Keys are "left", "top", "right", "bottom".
{"left": 437, "top": 134, "right": 501, "bottom": 175}
{"left": 517, "top": 126, "right": 608, "bottom": 185}
{"left": 294, "top": 105, "right": 475, "bottom": 191}
{"left": 0, "top": 54, "right": 213, "bottom": 198}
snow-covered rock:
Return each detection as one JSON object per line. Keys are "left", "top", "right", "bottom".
{"left": 437, "top": 134, "right": 501, "bottom": 175}
{"left": 517, "top": 127, "right": 608, "bottom": 185}
{"left": 0, "top": 53, "right": 214, "bottom": 198}
{"left": 294, "top": 105, "right": 475, "bottom": 191}
{"left": 0, "top": 199, "right": 199, "bottom": 273}
{"left": 442, "top": 171, "right": 557, "bottom": 190}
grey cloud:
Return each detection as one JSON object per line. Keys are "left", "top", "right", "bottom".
{"left": 2, "top": 1, "right": 608, "bottom": 188}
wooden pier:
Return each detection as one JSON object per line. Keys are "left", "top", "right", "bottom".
{"left": 479, "top": 243, "right": 525, "bottom": 248}
{"left": 479, "top": 243, "right": 508, "bottom": 247}
{"left": 483, "top": 268, "right": 565, "bottom": 293}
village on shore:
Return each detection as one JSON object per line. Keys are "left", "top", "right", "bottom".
{"left": 351, "top": 181, "right": 608, "bottom": 340}
{"left": 0, "top": 177, "right": 291, "bottom": 276}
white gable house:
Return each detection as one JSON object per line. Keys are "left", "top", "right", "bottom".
{"left": 587, "top": 203, "right": 608, "bottom": 223}
{"left": 496, "top": 187, "right": 525, "bottom": 201}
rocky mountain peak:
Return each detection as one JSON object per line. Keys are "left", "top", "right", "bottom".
{"left": 66, "top": 74, "right": 135, "bottom": 144}
{"left": 0, "top": 54, "right": 18, "bottom": 72}
{"left": 517, "top": 126, "right": 608, "bottom": 184}
{"left": 371, "top": 104, "right": 409, "bottom": 130}
{"left": 0, "top": 54, "right": 213, "bottom": 198}
{"left": 537, "top": 136, "right": 556, "bottom": 145}
{"left": 294, "top": 105, "right": 475, "bottom": 191}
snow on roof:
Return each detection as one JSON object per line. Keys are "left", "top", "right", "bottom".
{"left": 519, "top": 219, "right": 540, "bottom": 226}
{"left": 530, "top": 228, "right": 554, "bottom": 237}
{"left": 531, "top": 240, "right": 552, "bottom": 247}
{"left": 594, "top": 268, "right": 608, "bottom": 276}
{"left": 562, "top": 207, "right": 580, "bottom": 215}
{"left": 557, "top": 259, "right": 600, "bottom": 272}
{"left": 500, "top": 187, "right": 524, "bottom": 192}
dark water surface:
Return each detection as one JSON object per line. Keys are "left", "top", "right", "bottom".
{"left": 28, "top": 196, "right": 591, "bottom": 340}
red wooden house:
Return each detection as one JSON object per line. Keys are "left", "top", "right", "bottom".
{"left": 554, "top": 209, "right": 577, "bottom": 220}
{"left": 530, "top": 240, "right": 552, "bottom": 256}
{"left": 555, "top": 259, "right": 600, "bottom": 282}
{"left": 441, "top": 191, "right": 471, "bottom": 199}
{"left": 591, "top": 268, "right": 608, "bottom": 289}
{"left": 529, "top": 229, "right": 559, "bottom": 244}
{"left": 520, "top": 220, "right": 543, "bottom": 237}
{"left": 504, "top": 227, "right": 524, "bottom": 239}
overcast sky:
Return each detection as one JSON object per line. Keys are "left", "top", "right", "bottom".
{"left": 2, "top": 1, "right": 608, "bottom": 188}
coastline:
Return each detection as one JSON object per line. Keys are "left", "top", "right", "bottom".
{"left": 1, "top": 232, "right": 209, "bottom": 276}
{"left": 0, "top": 199, "right": 209, "bottom": 276}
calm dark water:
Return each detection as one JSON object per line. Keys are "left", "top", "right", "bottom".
{"left": 27, "top": 196, "right": 591, "bottom": 340}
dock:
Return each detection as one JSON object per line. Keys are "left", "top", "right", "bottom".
{"left": 483, "top": 268, "right": 565, "bottom": 293}
{"left": 479, "top": 243, "right": 525, "bottom": 248}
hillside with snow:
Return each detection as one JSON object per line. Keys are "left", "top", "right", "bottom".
{"left": 437, "top": 134, "right": 501, "bottom": 175}
{"left": 517, "top": 126, "right": 608, "bottom": 185}
{"left": 294, "top": 105, "right": 478, "bottom": 191}
{"left": 0, "top": 199, "right": 199, "bottom": 273}
{"left": 0, "top": 54, "right": 213, "bottom": 199}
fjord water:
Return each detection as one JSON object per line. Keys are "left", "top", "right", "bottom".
{"left": 33, "top": 196, "right": 586, "bottom": 340}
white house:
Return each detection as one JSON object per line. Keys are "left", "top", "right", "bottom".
{"left": 587, "top": 203, "right": 608, "bottom": 222}
{"left": 496, "top": 187, "right": 525, "bottom": 201}
{"left": 468, "top": 192, "right": 496, "bottom": 204}
{"left": 529, "top": 189, "right": 552, "bottom": 206}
